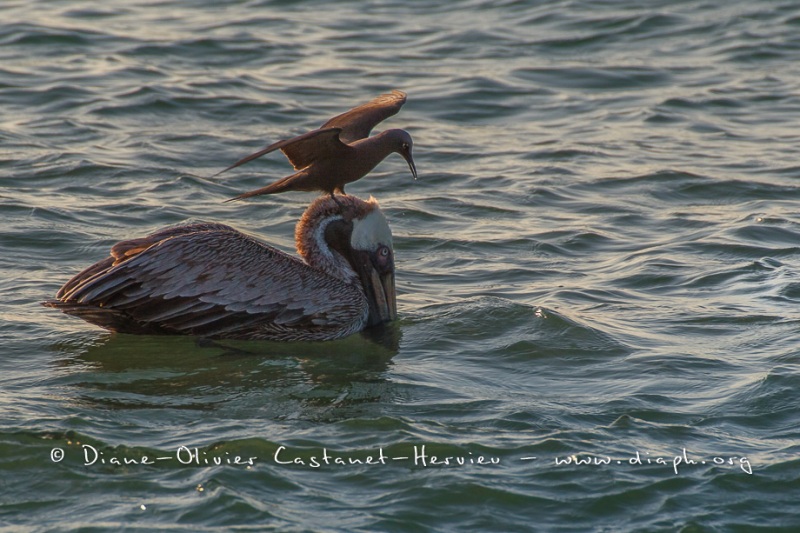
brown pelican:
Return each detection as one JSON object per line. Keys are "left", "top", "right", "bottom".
{"left": 216, "top": 90, "right": 417, "bottom": 201}
{"left": 43, "top": 195, "right": 397, "bottom": 341}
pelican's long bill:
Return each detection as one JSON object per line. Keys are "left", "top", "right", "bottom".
{"left": 351, "top": 250, "right": 397, "bottom": 326}
{"left": 343, "top": 203, "right": 397, "bottom": 327}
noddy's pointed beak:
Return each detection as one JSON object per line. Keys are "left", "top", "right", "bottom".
{"left": 402, "top": 150, "right": 418, "bottom": 181}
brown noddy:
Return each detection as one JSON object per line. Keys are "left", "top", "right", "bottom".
{"left": 217, "top": 90, "right": 417, "bottom": 201}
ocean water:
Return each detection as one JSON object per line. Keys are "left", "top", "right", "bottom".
{"left": 2, "top": 0, "right": 799, "bottom": 530}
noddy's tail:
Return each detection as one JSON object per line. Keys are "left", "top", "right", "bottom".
{"left": 224, "top": 176, "right": 297, "bottom": 203}
{"left": 211, "top": 138, "right": 290, "bottom": 179}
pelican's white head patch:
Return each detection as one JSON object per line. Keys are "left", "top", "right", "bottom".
{"left": 350, "top": 207, "right": 392, "bottom": 252}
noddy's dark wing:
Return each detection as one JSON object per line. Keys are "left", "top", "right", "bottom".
{"left": 212, "top": 128, "right": 344, "bottom": 177}
{"left": 320, "top": 90, "right": 407, "bottom": 144}
{"left": 278, "top": 128, "right": 350, "bottom": 169}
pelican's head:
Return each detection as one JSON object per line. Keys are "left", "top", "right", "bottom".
{"left": 297, "top": 195, "right": 397, "bottom": 327}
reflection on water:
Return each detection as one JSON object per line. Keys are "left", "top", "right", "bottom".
{"left": 47, "top": 324, "right": 400, "bottom": 415}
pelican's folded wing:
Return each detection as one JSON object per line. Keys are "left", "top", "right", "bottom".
{"left": 45, "top": 224, "right": 369, "bottom": 341}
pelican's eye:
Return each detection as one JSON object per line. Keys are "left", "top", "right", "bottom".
{"left": 375, "top": 245, "right": 392, "bottom": 271}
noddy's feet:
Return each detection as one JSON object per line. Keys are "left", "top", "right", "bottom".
{"left": 330, "top": 193, "right": 347, "bottom": 209}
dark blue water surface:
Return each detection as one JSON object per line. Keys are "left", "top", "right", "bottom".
{"left": 2, "top": 0, "right": 799, "bottom": 531}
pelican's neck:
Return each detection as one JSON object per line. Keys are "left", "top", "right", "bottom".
{"left": 300, "top": 214, "right": 359, "bottom": 283}
{"left": 295, "top": 195, "right": 375, "bottom": 284}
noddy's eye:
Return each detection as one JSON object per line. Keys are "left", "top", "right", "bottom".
{"left": 401, "top": 142, "right": 410, "bottom": 151}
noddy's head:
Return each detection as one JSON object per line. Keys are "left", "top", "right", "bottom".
{"left": 385, "top": 129, "right": 417, "bottom": 181}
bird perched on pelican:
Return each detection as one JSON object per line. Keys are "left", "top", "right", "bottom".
{"left": 218, "top": 90, "right": 417, "bottom": 201}
{"left": 44, "top": 195, "right": 396, "bottom": 341}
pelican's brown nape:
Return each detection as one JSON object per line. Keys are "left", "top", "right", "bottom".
{"left": 43, "top": 195, "right": 397, "bottom": 341}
